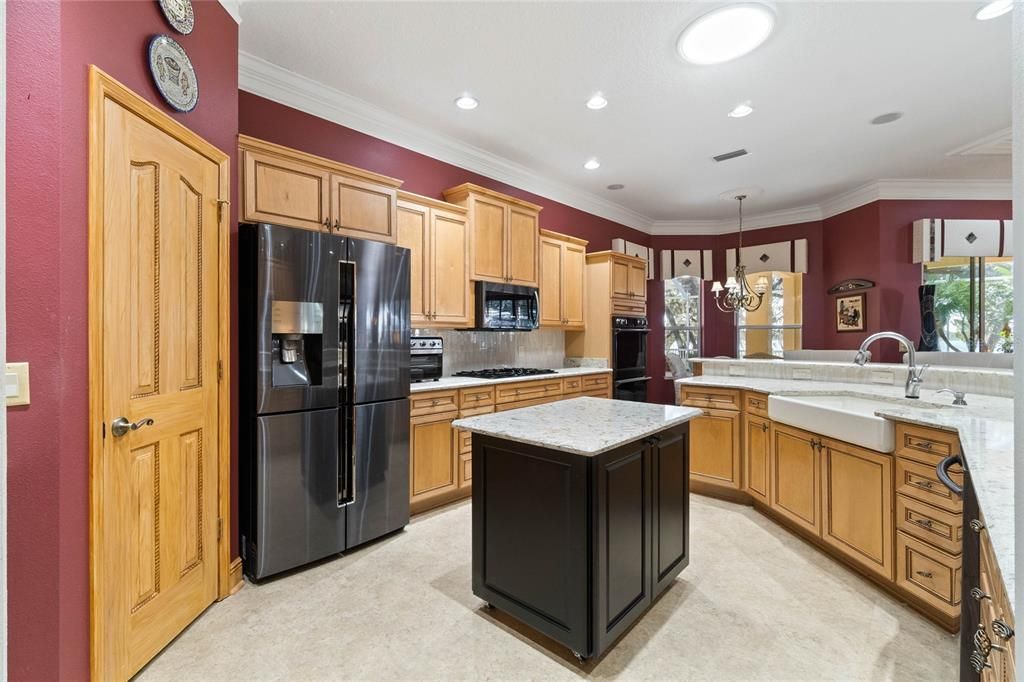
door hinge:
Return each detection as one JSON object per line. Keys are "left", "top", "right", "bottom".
{"left": 218, "top": 518, "right": 223, "bottom": 540}
{"left": 218, "top": 360, "right": 223, "bottom": 382}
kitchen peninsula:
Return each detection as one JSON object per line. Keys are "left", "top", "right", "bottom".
{"left": 454, "top": 397, "right": 701, "bottom": 662}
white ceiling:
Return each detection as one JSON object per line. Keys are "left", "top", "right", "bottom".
{"left": 237, "top": 1, "right": 1012, "bottom": 230}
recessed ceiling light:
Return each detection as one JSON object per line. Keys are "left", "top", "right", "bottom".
{"left": 677, "top": 4, "right": 776, "bottom": 65}
{"left": 607, "top": 184, "right": 625, "bottom": 190}
{"left": 728, "top": 102, "right": 754, "bottom": 118}
{"left": 976, "top": 0, "right": 1013, "bottom": 20}
{"left": 584, "top": 158, "right": 601, "bottom": 171}
{"left": 870, "top": 111, "right": 903, "bottom": 125}
{"left": 454, "top": 94, "right": 479, "bottom": 110}
{"left": 586, "top": 93, "right": 608, "bottom": 110}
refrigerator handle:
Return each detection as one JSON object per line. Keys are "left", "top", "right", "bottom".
{"left": 339, "top": 405, "right": 355, "bottom": 507}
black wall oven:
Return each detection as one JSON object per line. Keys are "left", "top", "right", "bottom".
{"left": 612, "top": 316, "right": 650, "bottom": 401}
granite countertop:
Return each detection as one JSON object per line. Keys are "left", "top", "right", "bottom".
{"left": 676, "top": 375, "right": 1015, "bottom": 603}
{"left": 410, "top": 367, "right": 612, "bottom": 393}
{"left": 453, "top": 397, "right": 701, "bottom": 456}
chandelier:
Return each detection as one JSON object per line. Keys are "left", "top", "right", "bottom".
{"left": 711, "top": 194, "right": 769, "bottom": 313}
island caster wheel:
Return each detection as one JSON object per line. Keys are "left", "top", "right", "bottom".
{"left": 572, "top": 651, "right": 587, "bottom": 664}
{"left": 483, "top": 602, "right": 495, "bottom": 610}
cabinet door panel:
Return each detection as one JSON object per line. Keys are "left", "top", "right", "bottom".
{"left": 431, "top": 209, "right": 470, "bottom": 326}
{"left": 410, "top": 414, "right": 458, "bottom": 503}
{"left": 611, "top": 260, "right": 630, "bottom": 297}
{"left": 652, "top": 430, "right": 689, "bottom": 595}
{"left": 744, "top": 414, "right": 770, "bottom": 504}
{"left": 628, "top": 262, "right": 647, "bottom": 299}
{"left": 331, "top": 174, "right": 396, "bottom": 242}
{"left": 472, "top": 197, "right": 507, "bottom": 282}
{"left": 820, "top": 442, "right": 893, "bottom": 580}
{"left": 770, "top": 425, "right": 820, "bottom": 535}
{"left": 689, "top": 410, "right": 741, "bottom": 489}
{"left": 507, "top": 207, "right": 539, "bottom": 286}
{"left": 396, "top": 200, "right": 430, "bottom": 325}
{"left": 539, "top": 237, "right": 564, "bottom": 326}
{"left": 562, "top": 242, "right": 586, "bottom": 328}
{"left": 244, "top": 149, "right": 330, "bottom": 231}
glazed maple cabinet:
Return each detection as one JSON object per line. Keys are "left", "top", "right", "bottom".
{"left": 538, "top": 229, "right": 587, "bottom": 329}
{"left": 239, "top": 135, "right": 401, "bottom": 242}
{"left": 743, "top": 412, "right": 770, "bottom": 505}
{"left": 396, "top": 191, "right": 471, "bottom": 328}
{"left": 442, "top": 183, "right": 542, "bottom": 286}
{"left": 769, "top": 422, "right": 821, "bottom": 536}
{"left": 679, "top": 387, "right": 741, "bottom": 490}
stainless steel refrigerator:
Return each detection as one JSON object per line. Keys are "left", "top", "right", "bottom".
{"left": 240, "top": 223, "right": 410, "bottom": 581}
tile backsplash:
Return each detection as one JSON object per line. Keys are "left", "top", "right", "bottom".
{"left": 413, "top": 328, "right": 566, "bottom": 375}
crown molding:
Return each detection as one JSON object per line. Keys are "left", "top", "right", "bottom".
{"left": 217, "top": 0, "right": 242, "bottom": 23}
{"left": 947, "top": 127, "right": 1012, "bottom": 156}
{"left": 237, "top": 51, "right": 1012, "bottom": 237}
{"left": 238, "top": 51, "right": 653, "bottom": 232}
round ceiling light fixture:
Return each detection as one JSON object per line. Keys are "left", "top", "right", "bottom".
{"left": 975, "top": 0, "right": 1013, "bottom": 20}
{"left": 870, "top": 111, "right": 903, "bottom": 125}
{"left": 583, "top": 158, "right": 601, "bottom": 171}
{"left": 607, "top": 183, "right": 625, "bottom": 190}
{"left": 586, "top": 92, "right": 608, "bottom": 110}
{"left": 677, "top": 4, "right": 776, "bottom": 65}
{"left": 454, "top": 94, "right": 479, "bottom": 110}
{"left": 728, "top": 102, "right": 754, "bottom": 118}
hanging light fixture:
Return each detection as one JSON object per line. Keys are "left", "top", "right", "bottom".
{"left": 711, "top": 194, "right": 769, "bottom": 312}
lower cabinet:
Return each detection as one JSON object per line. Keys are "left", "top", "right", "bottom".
{"left": 820, "top": 440, "right": 893, "bottom": 580}
{"left": 688, "top": 408, "right": 741, "bottom": 489}
{"left": 744, "top": 413, "right": 770, "bottom": 504}
{"left": 409, "top": 411, "right": 459, "bottom": 513}
{"left": 769, "top": 423, "right": 821, "bottom": 536}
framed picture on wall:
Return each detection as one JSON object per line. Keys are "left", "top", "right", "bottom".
{"left": 836, "top": 293, "right": 866, "bottom": 333}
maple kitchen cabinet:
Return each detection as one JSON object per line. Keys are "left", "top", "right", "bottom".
{"left": 396, "top": 191, "right": 471, "bottom": 328}
{"left": 769, "top": 422, "right": 821, "bottom": 536}
{"left": 679, "top": 387, "right": 742, "bottom": 491}
{"left": 239, "top": 135, "right": 402, "bottom": 242}
{"left": 409, "top": 403, "right": 460, "bottom": 514}
{"left": 539, "top": 229, "right": 587, "bottom": 329}
{"left": 442, "top": 183, "right": 543, "bottom": 286}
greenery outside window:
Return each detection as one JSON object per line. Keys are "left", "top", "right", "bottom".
{"left": 664, "top": 276, "right": 702, "bottom": 378}
{"left": 923, "top": 256, "right": 1013, "bottom": 352}
{"left": 736, "top": 271, "right": 803, "bottom": 358}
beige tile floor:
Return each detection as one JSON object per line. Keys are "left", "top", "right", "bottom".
{"left": 138, "top": 495, "right": 958, "bottom": 681}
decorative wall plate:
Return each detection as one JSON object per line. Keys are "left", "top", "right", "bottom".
{"left": 148, "top": 35, "right": 199, "bottom": 113}
{"left": 157, "top": 0, "right": 195, "bottom": 34}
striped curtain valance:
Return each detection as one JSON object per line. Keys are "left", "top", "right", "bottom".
{"left": 726, "top": 238, "right": 808, "bottom": 275}
{"left": 913, "top": 219, "right": 1014, "bottom": 262}
{"left": 660, "top": 249, "right": 714, "bottom": 281}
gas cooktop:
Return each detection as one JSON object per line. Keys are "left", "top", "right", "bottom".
{"left": 454, "top": 367, "right": 557, "bottom": 380}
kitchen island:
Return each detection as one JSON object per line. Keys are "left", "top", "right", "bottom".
{"left": 453, "top": 397, "right": 701, "bottom": 662}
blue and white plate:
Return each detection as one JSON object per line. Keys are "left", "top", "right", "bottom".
{"left": 157, "top": 0, "right": 194, "bottom": 35}
{"left": 148, "top": 35, "right": 199, "bottom": 113}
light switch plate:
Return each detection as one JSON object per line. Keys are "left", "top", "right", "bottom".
{"left": 792, "top": 368, "right": 812, "bottom": 380}
{"left": 5, "top": 362, "right": 30, "bottom": 406}
{"left": 728, "top": 365, "right": 746, "bottom": 376}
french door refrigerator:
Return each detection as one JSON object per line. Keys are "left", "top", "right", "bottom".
{"left": 240, "top": 223, "right": 410, "bottom": 581}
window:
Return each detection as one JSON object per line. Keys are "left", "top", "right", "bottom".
{"left": 923, "top": 256, "right": 1014, "bottom": 352}
{"left": 735, "top": 271, "right": 803, "bottom": 358}
{"left": 664, "top": 276, "right": 702, "bottom": 377}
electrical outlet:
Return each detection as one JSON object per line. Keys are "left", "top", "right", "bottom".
{"left": 728, "top": 365, "right": 746, "bottom": 376}
{"left": 871, "top": 370, "right": 895, "bottom": 385}
{"left": 792, "top": 368, "right": 812, "bottom": 380}
{"left": 5, "top": 362, "right": 30, "bottom": 406}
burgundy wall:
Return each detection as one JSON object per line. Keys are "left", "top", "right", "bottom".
{"left": 6, "top": 1, "right": 238, "bottom": 679}
{"left": 238, "top": 92, "right": 650, "bottom": 251}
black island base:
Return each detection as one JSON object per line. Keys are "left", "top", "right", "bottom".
{"left": 470, "top": 424, "right": 690, "bottom": 662}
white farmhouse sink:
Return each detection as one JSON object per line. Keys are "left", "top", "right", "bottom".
{"left": 768, "top": 394, "right": 896, "bottom": 453}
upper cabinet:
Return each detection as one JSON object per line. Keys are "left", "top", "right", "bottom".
{"left": 539, "top": 229, "right": 587, "bottom": 329}
{"left": 590, "top": 250, "right": 648, "bottom": 317}
{"left": 443, "top": 183, "right": 543, "bottom": 287}
{"left": 397, "top": 191, "right": 471, "bottom": 328}
{"left": 239, "top": 135, "right": 402, "bottom": 243}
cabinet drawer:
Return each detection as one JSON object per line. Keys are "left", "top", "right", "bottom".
{"left": 744, "top": 391, "right": 769, "bottom": 418}
{"left": 896, "top": 457, "right": 963, "bottom": 513}
{"left": 610, "top": 297, "right": 646, "bottom": 316}
{"left": 410, "top": 390, "right": 459, "bottom": 416}
{"left": 494, "top": 395, "right": 561, "bottom": 412}
{"left": 495, "top": 379, "right": 563, "bottom": 404}
{"left": 458, "top": 429, "right": 473, "bottom": 454}
{"left": 459, "top": 385, "right": 495, "bottom": 410}
{"left": 895, "top": 423, "right": 961, "bottom": 466}
{"left": 896, "top": 494, "right": 963, "bottom": 556}
{"left": 896, "top": 531, "right": 961, "bottom": 618}
{"left": 458, "top": 452, "right": 472, "bottom": 488}
{"left": 582, "top": 373, "right": 611, "bottom": 390}
{"left": 680, "top": 387, "right": 741, "bottom": 411}
{"left": 580, "top": 388, "right": 611, "bottom": 398}
{"left": 561, "top": 377, "right": 583, "bottom": 395}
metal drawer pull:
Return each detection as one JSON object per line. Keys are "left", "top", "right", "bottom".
{"left": 911, "top": 479, "right": 935, "bottom": 490}
{"left": 912, "top": 518, "right": 934, "bottom": 529}
{"left": 915, "top": 570, "right": 934, "bottom": 579}
{"left": 913, "top": 439, "right": 934, "bottom": 450}
{"left": 993, "top": 619, "right": 1015, "bottom": 640}
{"left": 935, "top": 454, "right": 964, "bottom": 497}
{"left": 970, "top": 587, "right": 992, "bottom": 602}
{"left": 970, "top": 519, "right": 986, "bottom": 533}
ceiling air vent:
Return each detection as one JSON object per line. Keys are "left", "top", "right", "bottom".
{"left": 712, "top": 148, "right": 748, "bottom": 162}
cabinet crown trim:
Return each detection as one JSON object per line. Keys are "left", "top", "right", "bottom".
{"left": 239, "top": 134, "right": 404, "bottom": 188}
{"left": 397, "top": 190, "right": 467, "bottom": 213}
{"left": 442, "top": 182, "right": 544, "bottom": 212}
{"left": 540, "top": 228, "right": 589, "bottom": 247}
{"left": 586, "top": 249, "right": 648, "bottom": 265}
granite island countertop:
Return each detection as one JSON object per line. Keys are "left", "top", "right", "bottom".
{"left": 675, "top": 374, "right": 1015, "bottom": 604}
{"left": 410, "top": 366, "right": 611, "bottom": 393}
{"left": 453, "top": 396, "right": 701, "bottom": 456}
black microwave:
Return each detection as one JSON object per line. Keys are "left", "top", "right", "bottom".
{"left": 475, "top": 282, "right": 539, "bottom": 330}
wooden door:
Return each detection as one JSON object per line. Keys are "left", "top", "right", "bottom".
{"left": 430, "top": 208, "right": 470, "bottom": 326}
{"left": 90, "top": 68, "right": 229, "bottom": 681}
{"left": 611, "top": 259, "right": 630, "bottom": 297}
{"left": 539, "top": 236, "right": 564, "bottom": 326}
{"left": 689, "top": 409, "right": 741, "bottom": 489}
{"left": 562, "top": 241, "right": 586, "bottom": 328}
{"left": 744, "top": 414, "right": 770, "bottom": 504}
{"left": 242, "top": 147, "right": 329, "bottom": 232}
{"left": 470, "top": 194, "right": 507, "bottom": 282}
{"left": 770, "top": 424, "right": 821, "bottom": 536}
{"left": 820, "top": 440, "right": 894, "bottom": 580}
{"left": 396, "top": 199, "right": 431, "bottom": 326}
{"left": 628, "top": 261, "right": 647, "bottom": 299}
{"left": 330, "top": 172, "right": 397, "bottom": 243}
{"left": 507, "top": 206, "right": 539, "bottom": 286}
{"left": 410, "top": 412, "right": 459, "bottom": 507}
